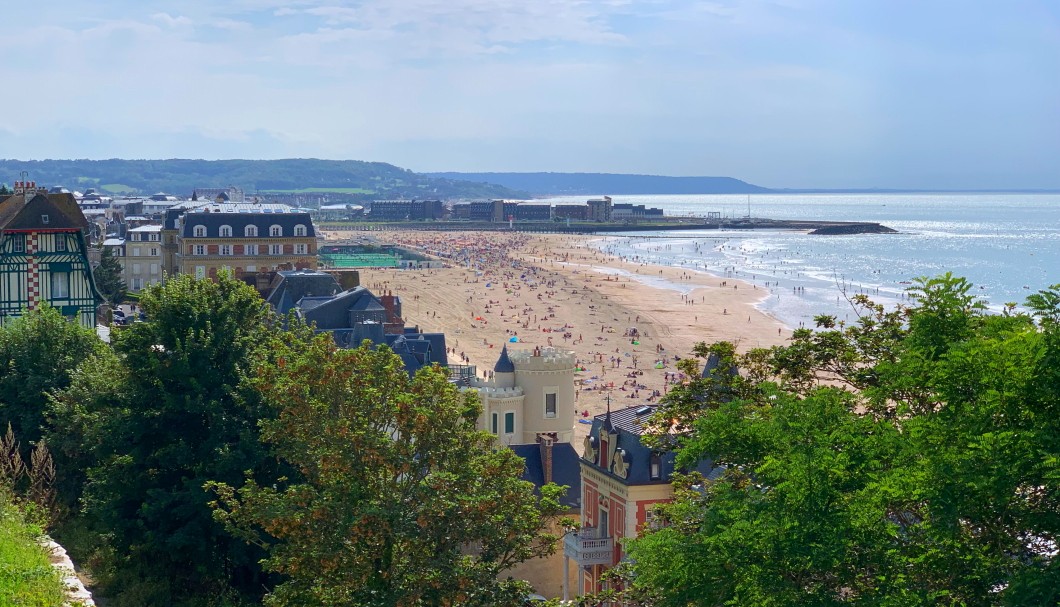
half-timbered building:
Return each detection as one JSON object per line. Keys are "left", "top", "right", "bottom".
{"left": 0, "top": 181, "right": 101, "bottom": 327}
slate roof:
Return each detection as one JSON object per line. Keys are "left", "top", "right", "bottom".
{"left": 587, "top": 404, "right": 722, "bottom": 485}
{"left": 510, "top": 442, "right": 582, "bottom": 509}
{"left": 493, "top": 345, "right": 515, "bottom": 373}
{"left": 702, "top": 351, "right": 739, "bottom": 378}
{"left": 266, "top": 270, "right": 342, "bottom": 315}
{"left": 180, "top": 207, "right": 316, "bottom": 238}
{"left": 300, "top": 286, "right": 386, "bottom": 330}
{"left": 0, "top": 193, "right": 88, "bottom": 232}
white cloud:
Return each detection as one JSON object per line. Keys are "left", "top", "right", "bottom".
{"left": 151, "top": 12, "right": 193, "bottom": 28}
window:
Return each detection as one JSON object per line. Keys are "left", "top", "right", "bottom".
{"left": 12, "top": 235, "right": 24, "bottom": 253}
{"left": 270, "top": 244, "right": 282, "bottom": 255}
{"left": 41, "top": 214, "right": 50, "bottom": 224}
{"left": 150, "top": 248, "right": 158, "bottom": 256}
{"left": 50, "top": 272, "right": 69, "bottom": 298}
{"left": 245, "top": 244, "right": 258, "bottom": 256}
{"left": 219, "top": 225, "right": 233, "bottom": 237}
{"left": 270, "top": 225, "right": 282, "bottom": 237}
{"left": 600, "top": 437, "right": 609, "bottom": 470}
{"left": 295, "top": 243, "right": 308, "bottom": 255}
{"left": 195, "top": 266, "right": 206, "bottom": 279}
{"left": 294, "top": 224, "right": 307, "bottom": 236}
{"left": 245, "top": 225, "right": 258, "bottom": 237}
{"left": 194, "top": 245, "right": 206, "bottom": 256}
{"left": 246, "top": 265, "right": 256, "bottom": 273}
{"left": 150, "top": 263, "right": 159, "bottom": 275}
{"left": 150, "top": 233, "right": 159, "bottom": 241}
{"left": 132, "top": 263, "right": 141, "bottom": 275}
{"left": 55, "top": 236, "right": 66, "bottom": 252}
{"left": 220, "top": 245, "right": 232, "bottom": 256}
{"left": 504, "top": 411, "right": 515, "bottom": 434}
{"left": 132, "top": 247, "right": 142, "bottom": 257}
{"left": 491, "top": 413, "right": 499, "bottom": 435}
{"left": 193, "top": 225, "right": 206, "bottom": 237}
{"left": 545, "top": 393, "right": 557, "bottom": 418}
{"left": 650, "top": 453, "right": 662, "bottom": 481}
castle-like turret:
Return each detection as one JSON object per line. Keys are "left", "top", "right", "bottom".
{"left": 493, "top": 345, "right": 516, "bottom": 389}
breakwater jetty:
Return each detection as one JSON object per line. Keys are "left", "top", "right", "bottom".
{"left": 319, "top": 218, "right": 898, "bottom": 235}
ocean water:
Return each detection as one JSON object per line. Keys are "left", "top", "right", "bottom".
{"left": 544, "top": 194, "right": 1060, "bottom": 329}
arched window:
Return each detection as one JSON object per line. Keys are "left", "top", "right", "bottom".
{"left": 245, "top": 225, "right": 258, "bottom": 237}
{"left": 193, "top": 225, "right": 206, "bottom": 237}
{"left": 219, "top": 225, "right": 233, "bottom": 237}
{"left": 270, "top": 225, "right": 282, "bottom": 237}
{"left": 294, "top": 224, "right": 307, "bottom": 237}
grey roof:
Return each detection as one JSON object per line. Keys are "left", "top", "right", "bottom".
{"left": 510, "top": 442, "right": 582, "bottom": 509}
{"left": 180, "top": 208, "right": 316, "bottom": 238}
{"left": 587, "top": 404, "right": 722, "bottom": 485}
{"left": 102, "top": 238, "right": 125, "bottom": 246}
{"left": 266, "top": 270, "right": 341, "bottom": 315}
{"left": 702, "top": 351, "right": 739, "bottom": 379}
{"left": 493, "top": 345, "right": 515, "bottom": 373}
{"left": 301, "top": 286, "right": 385, "bottom": 330}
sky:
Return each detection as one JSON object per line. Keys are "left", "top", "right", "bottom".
{"left": 0, "top": 0, "right": 1057, "bottom": 189}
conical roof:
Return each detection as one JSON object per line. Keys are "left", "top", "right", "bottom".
{"left": 493, "top": 345, "right": 515, "bottom": 373}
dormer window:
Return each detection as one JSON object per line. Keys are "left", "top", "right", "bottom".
{"left": 294, "top": 224, "right": 307, "bottom": 236}
{"left": 270, "top": 225, "right": 282, "bottom": 237}
{"left": 600, "top": 436, "right": 609, "bottom": 470}
{"left": 650, "top": 453, "right": 662, "bottom": 481}
{"left": 245, "top": 225, "right": 258, "bottom": 237}
{"left": 41, "top": 214, "right": 49, "bottom": 224}
{"left": 193, "top": 225, "right": 206, "bottom": 237}
{"left": 219, "top": 225, "right": 233, "bottom": 238}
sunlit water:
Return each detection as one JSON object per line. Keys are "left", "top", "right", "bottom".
{"left": 544, "top": 194, "right": 1060, "bottom": 328}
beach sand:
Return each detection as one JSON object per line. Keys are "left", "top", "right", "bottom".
{"left": 327, "top": 230, "right": 791, "bottom": 443}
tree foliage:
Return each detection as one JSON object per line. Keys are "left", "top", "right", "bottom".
{"left": 0, "top": 305, "right": 107, "bottom": 452}
{"left": 619, "top": 276, "right": 1060, "bottom": 607}
{"left": 209, "top": 336, "right": 566, "bottom": 607}
{"left": 60, "top": 273, "right": 298, "bottom": 606}
{"left": 93, "top": 246, "right": 127, "bottom": 305}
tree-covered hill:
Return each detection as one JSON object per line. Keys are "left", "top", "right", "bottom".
{"left": 0, "top": 158, "right": 526, "bottom": 200}
{"left": 426, "top": 171, "right": 771, "bottom": 195}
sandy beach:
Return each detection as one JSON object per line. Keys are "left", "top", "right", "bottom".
{"left": 326, "top": 230, "right": 790, "bottom": 442}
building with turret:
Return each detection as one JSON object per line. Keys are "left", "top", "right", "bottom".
{"left": 470, "top": 345, "right": 577, "bottom": 445}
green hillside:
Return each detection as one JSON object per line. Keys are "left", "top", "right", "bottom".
{"left": 0, "top": 159, "right": 525, "bottom": 200}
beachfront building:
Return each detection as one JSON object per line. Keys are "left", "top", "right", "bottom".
{"left": 368, "top": 199, "right": 445, "bottom": 221}
{"left": 168, "top": 202, "right": 318, "bottom": 279}
{"left": 0, "top": 181, "right": 101, "bottom": 328}
{"left": 587, "top": 196, "right": 613, "bottom": 222}
{"left": 470, "top": 346, "right": 577, "bottom": 445}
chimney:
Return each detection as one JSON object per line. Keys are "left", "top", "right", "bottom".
{"left": 537, "top": 433, "right": 556, "bottom": 485}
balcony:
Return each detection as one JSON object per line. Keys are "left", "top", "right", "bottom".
{"left": 564, "top": 527, "right": 614, "bottom": 566}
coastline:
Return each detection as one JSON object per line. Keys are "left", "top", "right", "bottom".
{"left": 333, "top": 230, "right": 789, "bottom": 443}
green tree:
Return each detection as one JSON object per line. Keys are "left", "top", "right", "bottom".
{"left": 618, "top": 277, "right": 1060, "bottom": 607}
{"left": 0, "top": 184, "right": 11, "bottom": 196}
{"left": 73, "top": 273, "right": 299, "bottom": 606}
{"left": 93, "top": 246, "right": 127, "bottom": 305}
{"left": 209, "top": 336, "right": 567, "bottom": 607}
{"left": 0, "top": 305, "right": 107, "bottom": 452}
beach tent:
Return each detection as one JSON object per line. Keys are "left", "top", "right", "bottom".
{"left": 509, "top": 336, "right": 519, "bottom": 343}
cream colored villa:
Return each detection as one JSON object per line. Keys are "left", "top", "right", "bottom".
{"left": 470, "top": 346, "right": 577, "bottom": 445}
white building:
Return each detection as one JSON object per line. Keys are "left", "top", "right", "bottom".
{"left": 470, "top": 346, "right": 577, "bottom": 445}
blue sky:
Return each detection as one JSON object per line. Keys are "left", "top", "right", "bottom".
{"left": 0, "top": 0, "right": 1057, "bottom": 189}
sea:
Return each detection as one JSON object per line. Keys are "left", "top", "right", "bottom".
{"left": 543, "top": 194, "right": 1060, "bottom": 329}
